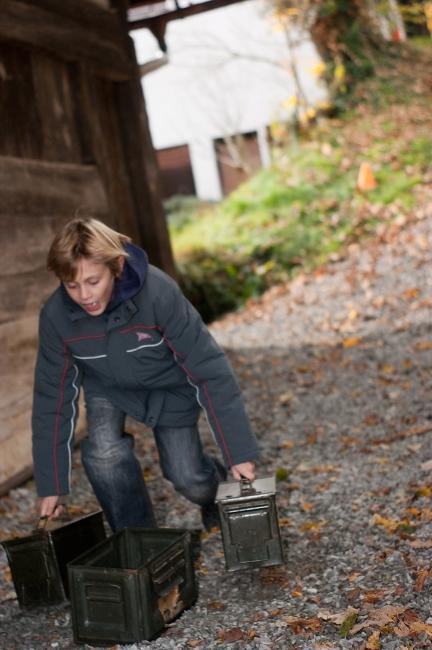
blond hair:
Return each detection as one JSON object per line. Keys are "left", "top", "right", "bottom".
{"left": 47, "top": 218, "right": 131, "bottom": 281}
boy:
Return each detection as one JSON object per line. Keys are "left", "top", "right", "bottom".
{"left": 32, "top": 218, "right": 258, "bottom": 531}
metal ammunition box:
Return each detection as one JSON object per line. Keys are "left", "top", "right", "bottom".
{"left": 216, "top": 476, "right": 285, "bottom": 571}
{"left": 1, "top": 511, "right": 106, "bottom": 608}
{"left": 68, "top": 527, "right": 198, "bottom": 645}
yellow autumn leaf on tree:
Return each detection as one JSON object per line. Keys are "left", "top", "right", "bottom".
{"left": 311, "top": 61, "right": 326, "bottom": 77}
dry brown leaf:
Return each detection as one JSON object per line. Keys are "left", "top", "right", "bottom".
{"left": 372, "top": 514, "right": 400, "bottom": 533}
{"left": 409, "top": 538, "right": 432, "bottom": 549}
{"left": 366, "top": 630, "right": 381, "bottom": 649}
{"left": 187, "top": 641, "right": 203, "bottom": 648}
{"left": 284, "top": 615, "right": 321, "bottom": 633}
{"left": 342, "top": 336, "right": 362, "bottom": 348}
{"left": 380, "top": 364, "right": 396, "bottom": 375}
{"left": 410, "top": 621, "right": 432, "bottom": 636}
{"left": 363, "top": 589, "right": 387, "bottom": 604}
{"left": 208, "top": 600, "right": 225, "bottom": 610}
{"left": 218, "top": 627, "right": 244, "bottom": 643}
{"left": 299, "top": 520, "right": 327, "bottom": 534}
{"left": 291, "top": 589, "right": 303, "bottom": 598}
{"left": 280, "top": 439, "right": 295, "bottom": 448}
{"left": 402, "top": 287, "right": 420, "bottom": 300}
{"left": 420, "top": 459, "right": 432, "bottom": 471}
{"left": 414, "top": 568, "right": 430, "bottom": 592}
{"left": 317, "top": 607, "right": 359, "bottom": 625}
{"left": 414, "top": 341, "right": 432, "bottom": 351}
{"left": 350, "top": 605, "right": 407, "bottom": 634}
{"left": 363, "top": 413, "right": 380, "bottom": 426}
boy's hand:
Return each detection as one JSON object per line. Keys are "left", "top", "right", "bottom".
{"left": 231, "top": 462, "right": 255, "bottom": 482}
{"left": 39, "top": 495, "right": 65, "bottom": 519}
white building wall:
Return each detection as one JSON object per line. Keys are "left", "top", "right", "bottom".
{"left": 132, "top": 0, "right": 326, "bottom": 199}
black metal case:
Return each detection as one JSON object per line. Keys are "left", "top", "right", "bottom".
{"left": 1, "top": 511, "right": 106, "bottom": 608}
{"left": 67, "top": 527, "right": 198, "bottom": 645}
{"left": 216, "top": 476, "right": 285, "bottom": 571}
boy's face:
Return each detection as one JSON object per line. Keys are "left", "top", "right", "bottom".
{"left": 63, "top": 257, "right": 120, "bottom": 317}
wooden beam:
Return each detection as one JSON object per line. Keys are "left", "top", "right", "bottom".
{"left": 0, "top": 156, "right": 109, "bottom": 217}
{"left": 114, "top": 65, "right": 176, "bottom": 275}
{"left": 111, "top": 0, "right": 176, "bottom": 276}
{"left": 0, "top": 0, "right": 131, "bottom": 80}
{"left": 73, "top": 63, "right": 143, "bottom": 243}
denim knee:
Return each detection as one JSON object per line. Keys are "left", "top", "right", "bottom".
{"left": 81, "top": 431, "right": 134, "bottom": 464}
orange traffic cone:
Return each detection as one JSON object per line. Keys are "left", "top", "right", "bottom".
{"left": 357, "top": 161, "right": 377, "bottom": 191}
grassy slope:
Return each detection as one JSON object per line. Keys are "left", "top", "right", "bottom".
{"left": 168, "top": 43, "right": 432, "bottom": 322}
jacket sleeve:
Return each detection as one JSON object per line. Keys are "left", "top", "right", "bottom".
{"left": 32, "top": 307, "right": 81, "bottom": 496}
{"left": 155, "top": 278, "right": 260, "bottom": 468}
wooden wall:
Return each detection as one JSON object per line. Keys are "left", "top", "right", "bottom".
{"left": 0, "top": 0, "right": 175, "bottom": 494}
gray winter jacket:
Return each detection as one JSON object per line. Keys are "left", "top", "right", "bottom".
{"left": 32, "top": 245, "right": 259, "bottom": 497}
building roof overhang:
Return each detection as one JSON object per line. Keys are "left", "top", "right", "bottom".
{"left": 128, "top": 0, "right": 249, "bottom": 51}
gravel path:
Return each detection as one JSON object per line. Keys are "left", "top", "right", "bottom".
{"left": 1, "top": 212, "right": 432, "bottom": 649}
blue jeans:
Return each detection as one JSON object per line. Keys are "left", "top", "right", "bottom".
{"left": 81, "top": 396, "right": 226, "bottom": 532}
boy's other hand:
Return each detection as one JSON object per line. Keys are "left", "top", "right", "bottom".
{"left": 39, "top": 495, "right": 64, "bottom": 519}
{"left": 231, "top": 461, "right": 255, "bottom": 482}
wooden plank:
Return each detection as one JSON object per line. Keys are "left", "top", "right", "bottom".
{"left": 0, "top": 0, "right": 131, "bottom": 80}
{"left": 0, "top": 311, "right": 85, "bottom": 496}
{"left": 0, "top": 315, "right": 37, "bottom": 488}
{"left": 0, "top": 43, "right": 43, "bottom": 158}
{"left": 73, "top": 62, "right": 142, "bottom": 242}
{"left": 0, "top": 156, "right": 109, "bottom": 216}
{"left": 31, "top": 52, "right": 82, "bottom": 163}
{"left": 0, "top": 268, "right": 57, "bottom": 324}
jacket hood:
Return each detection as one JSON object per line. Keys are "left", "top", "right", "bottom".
{"left": 108, "top": 242, "right": 148, "bottom": 311}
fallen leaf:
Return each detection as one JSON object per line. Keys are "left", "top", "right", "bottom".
{"left": 372, "top": 514, "right": 400, "bottom": 533}
{"left": 363, "top": 413, "right": 380, "bottom": 426}
{"left": 318, "top": 607, "right": 359, "bottom": 625}
{"left": 414, "top": 568, "right": 429, "bottom": 592}
{"left": 348, "top": 572, "right": 362, "bottom": 583}
{"left": 280, "top": 440, "right": 295, "bottom": 449}
{"left": 218, "top": 627, "right": 244, "bottom": 643}
{"left": 409, "top": 539, "right": 432, "bottom": 549}
{"left": 380, "top": 364, "right": 396, "bottom": 375}
{"left": 284, "top": 615, "right": 321, "bottom": 633}
{"left": 350, "top": 605, "right": 407, "bottom": 634}
{"left": 279, "top": 391, "right": 293, "bottom": 404}
{"left": 340, "top": 610, "right": 359, "bottom": 637}
{"left": 410, "top": 621, "right": 432, "bottom": 636}
{"left": 299, "top": 520, "right": 327, "bottom": 534}
{"left": 342, "top": 337, "right": 362, "bottom": 348}
{"left": 187, "top": 641, "right": 203, "bottom": 648}
{"left": 275, "top": 467, "right": 289, "bottom": 481}
{"left": 420, "top": 459, "right": 432, "bottom": 471}
{"left": 366, "top": 629, "right": 381, "bottom": 649}
{"left": 402, "top": 287, "right": 420, "bottom": 300}
{"left": 208, "top": 600, "right": 225, "bottom": 610}
{"left": 414, "top": 341, "right": 432, "bottom": 350}
{"left": 363, "top": 589, "right": 387, "bottom": 604}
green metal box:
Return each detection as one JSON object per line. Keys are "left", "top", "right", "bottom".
{"left": 68, "top": 527, "right": 198, "bottom": 645}
{"left": 216, "top": 476, "right": 285, "bottom": 571}
{"left": 1, "top": 511, "right": 106, "bottom": 608}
